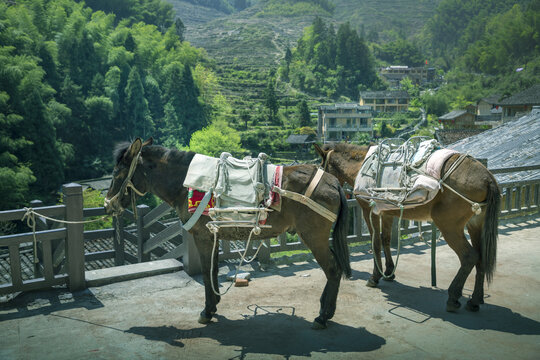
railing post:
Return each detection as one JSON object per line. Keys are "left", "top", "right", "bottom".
{"left": 391, "top": 218, "right": 399, "bottom": 247}
{"left": 136, "top": 205, "right": 151, "bottom": 263}
{"left": 63, "top": 183, "right": 85, "bottom": 292}
{"left": 354, "top": 203, "right": 364, "bottom": 240}
{"left": 113, "top": 215, "right": 125, "bottom": 266}
{"left": 431, "top": 223, "right": 437, "bottom": 287}
{"left": 257, "top": 239, "right": 271, "bottom": 264}
{"left": 182, "top": 228, "right": 201, "bottom": 275}
{"left": 30, "top": 200, "right": 45, "bottom": 278}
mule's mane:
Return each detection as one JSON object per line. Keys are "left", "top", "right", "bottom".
{"left": 113, "top": 142, "right": 131, "bottom": 164}
{"left": 323, "top": 142, "right": 370, "bottom": 162}
{"left": 113, "top": 141, "right": 194, "bottom": 165}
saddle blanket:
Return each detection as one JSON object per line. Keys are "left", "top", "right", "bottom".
{"left": 184, "top": 152, "right": 283, "bottom": 222}
{"left": 354, "top": 138, "right": 457, "bottom": 214}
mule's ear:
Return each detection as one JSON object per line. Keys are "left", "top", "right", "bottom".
{"left": 314, "top": 143, "right": 326, "bottom": 158}
{"left": 142, "top": 137, "right": 153, "bottom": 147}
{"left": 127, "top": 138, "right": 143, "bottom": 158}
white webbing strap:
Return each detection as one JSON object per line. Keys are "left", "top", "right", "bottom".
{"left": 182, "top": 188, "right": 213, "bottom": 231}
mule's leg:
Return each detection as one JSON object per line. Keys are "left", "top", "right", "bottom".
{"left": 362, "top": 209, "right": 383, "bottom": 287}
{"left": 194, "top": 236, "right": 221, "bottom": 324}
{"left": 299, "top": 232, "right": 342, "bottom": 329}
{"left": 433, "top": 217, "right": 478, "bottom": 312}
{"left": 466, "top": 216, "right": 486, "bottom": 312}
{"left": 381, "top": 215, "right": 396, "bottom": 281}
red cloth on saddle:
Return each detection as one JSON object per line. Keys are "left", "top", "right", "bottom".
{"left": 188, "top": 188, "right": 215, "bottom": 215}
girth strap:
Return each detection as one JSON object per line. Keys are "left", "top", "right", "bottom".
{"left": 272, "top": 186, "right": 337, "bottom": 223}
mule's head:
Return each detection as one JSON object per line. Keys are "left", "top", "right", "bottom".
{"left": 314, "top": 143, "right": 370, "bottom": 186}
{"left": 104, "top": 138, "right": 153, "bottom": 216}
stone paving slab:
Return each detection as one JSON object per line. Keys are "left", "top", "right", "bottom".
{"left": 0, "top": 219, "right": 539, "bottom": 359}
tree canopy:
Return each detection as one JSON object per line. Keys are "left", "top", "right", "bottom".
{"left": 282, "top": 17, "right": 379, "bottom": 99}
{"left": 0, "top": 0, "right": 218, "bottom": 207}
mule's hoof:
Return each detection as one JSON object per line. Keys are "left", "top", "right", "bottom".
{"left": 198, "top": 310, "right": 214, "bottom": 324}
{"left": 198, "top": 315, "right": 212, "bottom": 324}
{"left": 382, "top": 274, "right": 395, "bottom": 282}
{"left": 366, "top": 278, "right": 379, "bottom": 288}
{"left": 446, "top": 300, "right": 461, "bottom": 312}
{"left": 312, "top": 317, "right": 327, "bottom": 330}
{"left": 466, "top": 300, "right": 480, "bottom": 312}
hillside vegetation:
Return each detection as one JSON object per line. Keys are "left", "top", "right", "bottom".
{"left": 1, "top": 0, "right": 539, "bottom": 210}
{"left": 0, "top": 0, "right": 228, "bottom": 208}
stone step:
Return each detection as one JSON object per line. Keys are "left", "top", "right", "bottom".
{"left": 85, "top": 259, "right": 183, "bottom": 287}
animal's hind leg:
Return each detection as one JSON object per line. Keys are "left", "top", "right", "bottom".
{"left": 298, "top": 230, "right": 342, "bottom": 329}
{"left": 381, "top": 215, "right": 395, "bottom": 281}
{"left": 433, "top": 217, "right": 478, "bottom": 312}
{"left": 466, "top": 217, "right": 486, "bottom": 312}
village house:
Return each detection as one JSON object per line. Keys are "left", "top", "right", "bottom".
{"left": 495, "top": 84, "right": 540, "bottom": 120}
{"left": 379, "top": 65, "right": 436, "bottom": 88}
{"left": 317, "top": 103, "right": 373, "bottom": 142}
{"left": 359, "top": 90, "right": 410, "bottom": 112}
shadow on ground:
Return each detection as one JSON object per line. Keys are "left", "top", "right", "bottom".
{"left": 0, "top": 288, "right": 103, "bottom": 321}
{"left": 376, "top": 280, "right": 540, "bottom": 335}
{"left": 127, "top": 304, "right": 385, "bottom": 359}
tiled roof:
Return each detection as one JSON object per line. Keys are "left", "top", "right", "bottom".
{"left": 435, "top": 129, "right": 486, "bottom": 146}
{"left": 496, "top": 84, "right": 540, "bottom": 106}
{"left": 478, "top": 94, "right": 502, "bottom": 104}
{"left": 319, "top": 103, "right": 370, "bottom": 110}
{"left": 286, "top": 134, "right": 315, "bottom": 144}
{"left": 449, "top": 111, "right": 540, "bottom": 182}
{"left": 438, "top": 109, "right": 468, "bottom": 120}
{"left": 359, "top": 90, "right": 409, "bottom": 99}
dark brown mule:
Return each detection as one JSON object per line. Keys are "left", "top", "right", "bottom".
{"left": 315, "top": 142, "right": 500, "bottom": 312}
{"left": 104, "top": 138, "right": 351, "bottom": 329}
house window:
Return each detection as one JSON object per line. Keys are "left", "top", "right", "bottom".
{"left": 376, "top": 99, "right": 385, "bottom": 104}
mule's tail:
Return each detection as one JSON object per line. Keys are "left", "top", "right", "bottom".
{"left": 483, "top": 177, "right": 500, "bottom": 283}
{"left": 332, "top": 186, "right": 352, "bottom": 279}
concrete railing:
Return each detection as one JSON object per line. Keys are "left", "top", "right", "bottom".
{"left": 1, "top": 168, "right": 539, "bottom": 295}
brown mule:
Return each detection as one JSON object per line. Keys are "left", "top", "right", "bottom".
{"left": 104, "top": 138, "right": 351, "bottom": 329}
{"left": 315, "top": 142, "right": 500, "bottom": 312}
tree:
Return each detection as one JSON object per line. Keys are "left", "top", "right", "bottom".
{"left": 124, "top": 66, "right": 152, "bottom": 139}
{"left": 239, "top": 109, "right": 251, "bottom": 130}
{"left": 297, "top": 100, "right": 311, "bottom": 127}
{"left": 175, "top": 18, "right": 185, "bottom": 42}
{"left": 0, "top": 92, "right": 35, "bottom": 209}
{"left": 263, "top": 78, "right": 279, "bottom": 123}
{"left": 188, "top": 122, "right": 245, "bottom": 157}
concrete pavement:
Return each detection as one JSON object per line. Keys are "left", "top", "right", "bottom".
{"left": 1, "top": 218, "right": 539, "bottom": 359}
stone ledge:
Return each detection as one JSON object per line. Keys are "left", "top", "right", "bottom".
{"left": 85, "top": 259, "right": 183, "bottom": 287}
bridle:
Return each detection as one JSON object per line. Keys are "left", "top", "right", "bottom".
{"left": 104, "top": 149, "right": 147, "bottom": 217}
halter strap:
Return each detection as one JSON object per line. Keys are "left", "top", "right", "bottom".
{"left": 323, "top": 149, "right": 334, "bottom": 172}
{"left": 104, "top": 150, "right": 147, "bottom": 216}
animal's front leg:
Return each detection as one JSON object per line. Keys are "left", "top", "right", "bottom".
{"left": 195, "top": 236, "right": 221, "bottom": 324}
{"left": 364, "top": 211, "right": 383, "bottom": 287}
